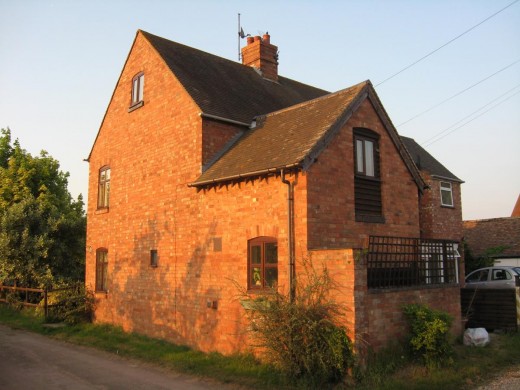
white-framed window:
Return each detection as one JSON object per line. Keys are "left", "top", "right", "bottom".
{"left": 131, "top": 72, "right": 144, "bottom": 106}
{"left": 355, "top": 137, "right": 376, "bottom": 177}
{"left": 440, "top": 181, "right": 454, "bottom": 207}
{"left": 97, "top": 166, "right": 110, "bottom": 209}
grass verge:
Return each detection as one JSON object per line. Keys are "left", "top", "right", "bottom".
{"left": 355, "top": 331, "right": 520, "bottom": 390}
{"left": 0, "top": 305, "right": 287, "bottom": 389}
{"left": 1, "top": 305, "right": 519, "bottom": 389}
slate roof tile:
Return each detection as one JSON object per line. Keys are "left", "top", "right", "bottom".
{"left": 400, "top": 136, "right": 462, "bottom": 182}
{"left": 193, "top": 82, "right": 368, "bottom": 185}
{"left": 142, "top": 30, "right": 329, "bottom": 124}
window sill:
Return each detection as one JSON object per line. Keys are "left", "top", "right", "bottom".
{"left": 441, "top": 204, "right": 455, "bottom": 209}
{"left": 356, "top": 214, "right": 385, "bottom": 224}
{"left": 128, "top": 101, "right": 144, "bottom": 112}
{"left": 355, "top": 174, "right": 381, "bottom": 182}
{"left": 95, "top": 207, "right": 109, "bottom": 215}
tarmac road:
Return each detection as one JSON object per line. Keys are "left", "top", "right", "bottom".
{"left": 0, "top": 324, "right": 233, "bottom": 390}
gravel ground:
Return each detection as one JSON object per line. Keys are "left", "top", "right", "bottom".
{"left": 476, "top": 365, "right": 520, "bottom": 390}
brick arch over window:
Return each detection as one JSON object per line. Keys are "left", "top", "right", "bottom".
{"left": 244, "top": 225, "right": 279, "bottom": 241}
{"left": 248, "top": 236, "right": 278, "bottom": 290}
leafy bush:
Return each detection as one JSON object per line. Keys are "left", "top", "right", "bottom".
{"left": 239, "top": 257, "right": 354, "bottom": 385}
{"left": 403, "top": 303, "right": 453, "bottom": 368}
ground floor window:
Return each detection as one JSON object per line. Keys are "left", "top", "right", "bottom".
{"left": 96, "top": 249, "right": 108, "bottom": 292}
{"left": 248, "top": 237, "right": 278, "bottom": 290}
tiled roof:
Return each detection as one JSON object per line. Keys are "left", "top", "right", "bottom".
{"left": 463, "top": 217, "right": 520, "bottom": 258}
{"left": 141, "top": 31, "right": 329, "bottom": 124}
{"left": 400, "top": 136, "right": 463, "bottom": 182}
{"left": 192, "top": 82, "right": 368, "bottom": 185}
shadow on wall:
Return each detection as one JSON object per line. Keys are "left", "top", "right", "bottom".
{"left": 108, "top": 215, "right": 235, "bottom": 352}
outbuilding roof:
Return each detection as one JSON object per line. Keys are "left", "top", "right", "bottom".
{"left": 191, "top": 81, "right": 426, "bottom": 190}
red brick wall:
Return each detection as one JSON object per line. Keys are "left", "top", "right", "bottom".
{"left": 419, "top": 173, "right": 463, "bottom": 241}
{"left": 86, "top": 31, "right": 215, "bottom": 349}
{"left": 202, "top": 120, "right": 244, "bottom": 167}
{"left": 87, "top": 30, "right": 304, "bottom": 353}
{"left": 307, "top": 98, "right": 421, "bottom": 249}
{"left": 365, "top": 286, "right": 462, "bottom": 351}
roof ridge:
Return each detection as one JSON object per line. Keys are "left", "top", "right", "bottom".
{"left": 256, "top": 80, "right": 370, "bottom": 120}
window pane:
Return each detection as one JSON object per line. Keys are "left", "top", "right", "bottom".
{"left": 356, "top": 140, "right": 364, "bottom": 173}
{"left": 251, "top": 245, "right": 261, "bottom": 264}
{"left": 265, "top": 267, "right": 278, "bottom": 288}
{"left": 440, "top": 182, "right": 453, "bottom": 206}
{"left": 364, "top": 140, "right": 374, "bottom": 176}
{"left": 105, "top": 182, "right": 110, "bottom": 206}
{"left": 265, "top": 243, "right": 277, "bottom": 264}
{"left": 96, "top": 251, "right": 108, "bottom": 291}
{"left": 441, "top": 189, "right": 453, "bottom": 206}
{"left": 251, "top": 267, "right": 262, "bottom": 287}
{"left": 132, "top": 78, "right": 139, "bottom": 103}
{"left": 138, "top": 74, "right": 144, "bottom": 102}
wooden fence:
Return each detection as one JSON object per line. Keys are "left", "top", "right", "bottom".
{"left": 461, "top": 288, "right": 519, "bottom": 331}
{"left": 0, "top": 284, "right": 79, "bottom": 320}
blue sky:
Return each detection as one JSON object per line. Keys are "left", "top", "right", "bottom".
{"left": 1, "top": 0, "right": 519, "bottom": 220}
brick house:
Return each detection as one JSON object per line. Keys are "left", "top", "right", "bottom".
{"left": 400, "top": 136, "right": 464, "bottom": 242}
{"left": 86, "top": 30, "right": 463, "bottom": 354}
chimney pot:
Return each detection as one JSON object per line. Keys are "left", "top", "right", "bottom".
{"left": 241, "top": 33, "right": 279, "bottom": 82}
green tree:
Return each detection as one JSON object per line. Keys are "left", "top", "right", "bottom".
{"left": 0, "top": 128, "right": 85, "bottom": 287}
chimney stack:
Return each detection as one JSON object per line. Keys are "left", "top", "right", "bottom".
{"left": 241, "top": 33, "right": 278, "bottom": 82}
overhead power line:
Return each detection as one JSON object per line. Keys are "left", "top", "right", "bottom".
{"left": 397, "top": 58, "right": 520, "bottom": 127}
{"left": 420, "top": 83, "right": 520, "bottom": 145}
{"left": 422, "top": 88, "right": 520, "bottom": 147}
{"left": 375, "top": 0, "right": 520, "bottom": 87}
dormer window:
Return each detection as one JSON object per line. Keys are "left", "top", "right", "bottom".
{"left": 130, "top": 72, "right": 144, "bottom": 110}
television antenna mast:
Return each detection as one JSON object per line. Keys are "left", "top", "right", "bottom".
{"left": 238, "top": 13, "right": 250, "bottom": 61}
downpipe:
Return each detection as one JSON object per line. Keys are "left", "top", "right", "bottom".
{"left": 281, "top": 169, "right": 296, "bottom": 302}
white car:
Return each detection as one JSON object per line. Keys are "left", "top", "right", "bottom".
{"left": 465, "top": 266, "right": 520, "bottom": 289}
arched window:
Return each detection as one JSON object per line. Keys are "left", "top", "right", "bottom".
{"left": 95, "top": 248, "right": 108, "bottom": 292}
{"left": 131, "top": 72, "right": 144, "bottom": 106}
{"left": 248, "top": 237, "right": 278, "bottom": 290}
{"left": 97, "top": 166, "right": 110, "bottom": 209}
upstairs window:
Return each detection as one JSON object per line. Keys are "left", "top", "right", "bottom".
{"left": 353, "top": 128, "right": 383, "bottom": 223}
{"left": 98, "top": 166, "right": 110, "bottom": 209}
{"left": 248, "top": 237, "right": 278, "bottom": 290}
{"left": 96, "top": 249, "right": 108, "bottom": 292}
{"left": 355, "top": 137, "right": 375, "bottom": 177}
{"left": 440, "top": 181, "right": 454, "bottom": 207}
{"left": 131, "top": 72, "right": 144, "bottom": 107}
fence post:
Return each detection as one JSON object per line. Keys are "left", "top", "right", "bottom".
{"left": 44, "top": 288, "right": 48, "bottom": 321}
